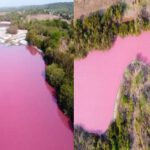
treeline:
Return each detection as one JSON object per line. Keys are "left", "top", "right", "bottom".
{"left": 26, "top": 20, "right": 71, "bottom": 51}
{"left": 75, "top": 61, "right": 150, "bottom": 150}
{"left": 26, "top": 19, "right": 74, "bottom": 121}
{"left": 0, "top": 2, "right": 73, "bottom": 20}
{"left": 73, "top": 2, "right": 150, "bottom": 57}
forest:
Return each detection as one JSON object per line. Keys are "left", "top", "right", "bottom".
{"left": 73, "top": 2, "right": 150, "bottom": 57}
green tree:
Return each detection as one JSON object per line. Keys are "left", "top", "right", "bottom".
{"left": 46, "top": 64, "right": 65, "bottom": 88}
{"left": 119, "top": 23, "right": 128, "bottom": 37}
{"left": 59, "top": 81, "right": 73, "bottom": 120}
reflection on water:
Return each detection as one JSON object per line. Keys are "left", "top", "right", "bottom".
{"left": 26, "top": 46, "right": 39, "bottom": 56}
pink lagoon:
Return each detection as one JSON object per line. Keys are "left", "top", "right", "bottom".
{"left": 0, "top": 45, "right": 73, "bottom": 150}
{"left": 74, "top": 31, "right": 150, "bottom": 133}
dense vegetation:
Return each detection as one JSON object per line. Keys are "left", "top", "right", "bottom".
{"left": 73, "top": 2, "right": 150, "bottom": 57}
{"left": 26, "top": 19, "right": 74, "bottom": 121}
{"left": 75, "top": 60, "right": 150, "bottom": 150}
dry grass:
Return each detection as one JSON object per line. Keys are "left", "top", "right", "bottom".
{"left": 26, "top": 14, "right": 60, "bottom": 21}
{"left": 26, "top": 13, "right": 70, "bottom": 23}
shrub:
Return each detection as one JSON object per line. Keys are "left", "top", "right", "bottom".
{"left": 59, "top": 81, "right": 73, "bottom": 120}
{"left": 7, "top": 25, "right": 18, "bottom": 34}
{"left": 46, "top": 63, "right": 65, "bottom": 88}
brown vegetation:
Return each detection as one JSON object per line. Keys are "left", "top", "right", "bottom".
{"left": 26, "top": 14, "right": 70, "bottom": 23}
{"left": 7, "top": 25, "right": 18, "bottom": 34}
{"left": 26, "top": 14, "right": 59, "bottom": 21}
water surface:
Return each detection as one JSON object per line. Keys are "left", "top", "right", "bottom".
{"left": 0, "top": 45, "right": 73, "bottom": 150}
{"left": 74, "top": 31, "right": 150, "bottom": 133}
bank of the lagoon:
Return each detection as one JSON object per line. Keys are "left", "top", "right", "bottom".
{"left": 74, "top": 31, "right": 150, "bottom": 133}
{"left": 0, "top": 21, "right": 27, "bottom": 46}
{"left": 0, "top": 45, "right": 73, "bottom": 150}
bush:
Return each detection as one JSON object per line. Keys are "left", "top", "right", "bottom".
{"left": 59, "top": 81, "right": 73, "bottom": 120}
{"left": 46, "top": 64, "right": 65, "bottom": 88}
{"left": 73, "top": 3, "right": 126, "bottom": 57}
{"left": 7, "top": 25, "right": 18, "bottom": 34}
{"left": 119, "top": 23, "right": 128, "bottom": 37}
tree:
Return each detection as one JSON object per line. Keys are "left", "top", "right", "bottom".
{"left": 46, "top": 63, "right": 65, "bottom": 88}
{"left": 59, "top": 81, "right": 73, "bottom": 120}
{"left": 119, "top": 23, "right": 128, "bottom": 37}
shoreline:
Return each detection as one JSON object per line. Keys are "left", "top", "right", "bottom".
{"left": 0, "top": 21, "right": 28, "bottom": 46}
{"left": 113, "top": 88, "right": 121, "bottom": 120}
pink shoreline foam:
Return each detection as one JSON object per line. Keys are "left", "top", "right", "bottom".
{"left": 74, "top": 31, "right": 150, "bottom": 133}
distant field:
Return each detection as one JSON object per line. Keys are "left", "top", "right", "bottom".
{"left": 26, "top": 14, "right": 59, "bottom": 21}
{"left": 26, "top": 14, "right": 70, "bottom": 23}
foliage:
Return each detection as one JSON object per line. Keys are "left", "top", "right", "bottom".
{"left": 59, "top": 81, "right": 73, "bottom": 120}
{"left": 26, "top": 19, "right": 71, "bottom": 52}
{"left": 46, "top": 64, "right": 65, "bottom": 88}
{"left": 73, "top": 2, "right": 150, "bottom": 57}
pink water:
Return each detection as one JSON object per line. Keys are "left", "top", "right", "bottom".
{"left": 74, "top": 31, "right": 150, "bottom": 133}
{"left": 0, "top": 45, "right": 73, "bottom": 150}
